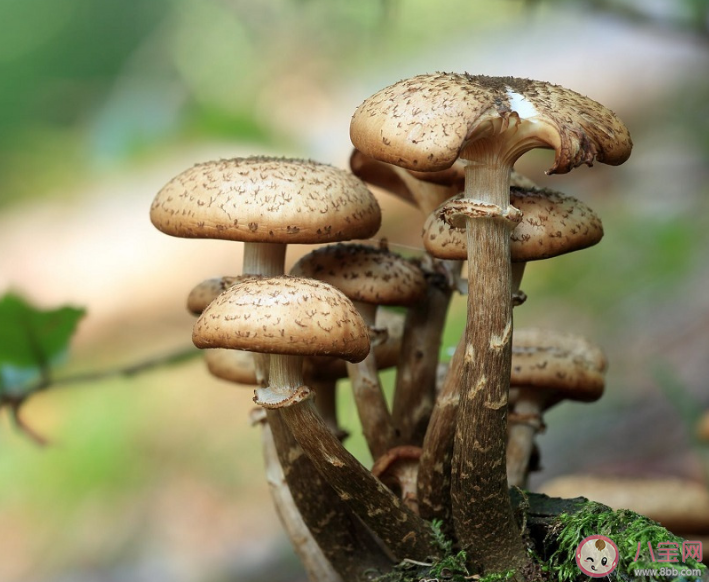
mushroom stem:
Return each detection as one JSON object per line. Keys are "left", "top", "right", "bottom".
{"left": 391, "top": 260, "right": 458, "bottom": 446}
{"left": 255, "top": 411, "right": 346, "bottom": 582}
{"left": 450, "top": 145, "right": 530, "bottom": 573}
{"left": 309, "top": 377, "right": 340, "bottom": 436}
{"left": 506, "top": 393, "right": 544, "bottom": 488}
{"left": 511, "top": 262, "right": 526, "bottom": 297}
{"left": 417, "top": 335, "right": 465, "bottom": 533}
{"left": 346, "top": 302, "right": 395, "bottom": 459}
{"left": 243, "top": 242, "right": 287, "bottom": 277}
{"left": 273, "top": 357, "right": 436, "bottom": 561}
{"left": 266, "top": 410, "right": 393, "bottom": 580}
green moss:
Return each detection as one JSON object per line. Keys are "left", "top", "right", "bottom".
{"left": 370, "top": 519, "right": 472, "bottom": 582}
{"left": 548, "top": 501, "right": 707, "bottom": 582}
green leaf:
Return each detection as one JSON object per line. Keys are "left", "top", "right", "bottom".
{"left": 0, "top": 292, "right": 85, "bottom": 396}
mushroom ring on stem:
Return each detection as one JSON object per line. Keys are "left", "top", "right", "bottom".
{"left": 193, "top": 275, "right": 436, "bottom": 561}
{"left": 351, "top": 72, "right": 631, "bottom": 574}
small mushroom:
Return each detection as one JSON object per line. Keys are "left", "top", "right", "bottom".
{"left": 291, "top": 243, "right": 426, "bottom": 459}
{"left": 506, "top": 329, "right": 606, "bottom": 488}
{"left": 193, "top": 276, "right": 435, "bottom": 561}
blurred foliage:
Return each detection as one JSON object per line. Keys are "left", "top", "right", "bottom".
{"left": 0, "top": 293, "right": 85, "bottom": 399}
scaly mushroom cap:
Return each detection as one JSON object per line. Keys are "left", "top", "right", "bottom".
{"left": 539, "top": 475, "right": 709, "bottom": 534}
{"left": 204, "top": 349, "right": 258, "bottom": 385}
{"left": 511, "top": 328, "right": 607, "bottom": 405}
{"left": 151, "top": 157, "right": 382, "bottom": 243}
{"left": 290, "top": 243, "right": 427, "bottom": 306}
{"left": 186, "top": 275, "right": 252, "bottom": 315}
{"left": 350, "top": 73, "right": 632, "bottom": 174}
{"left": 423, "top": 186, "right": 603, "bottom": 262}
{"left": 304, "top": 308, "right": 405, "bottom": 381}
{"left": 193, "top": 276, "right": 370, "bottom": 363}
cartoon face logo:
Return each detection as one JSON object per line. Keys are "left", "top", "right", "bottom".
{"left": 576, "top": 535, "right": 619, "bottom": 577}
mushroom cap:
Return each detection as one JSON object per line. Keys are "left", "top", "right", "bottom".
{"left": 539, "top": 475, "right": 709, "bottom": 534}
{"left": 510, "top": 328, "right": 607, "bottom": 404}
{"left": 290, "top": 243, "right": 427, "bottom": 306}
{"left": 304, "top": 308, "right": 404, "bottom": 380}
{"left": 186, "top": 275, "right": 250, "bottom": 315}
{"left": 350, "top": 73, "right": 632, "bottom": 174}
{"left": 193, "top": 276, "right": 370, "bottom": 363}
{"left": 423, "top": 186, "right": 603, "bottom": 262}
{"left": 151, "top": 156, "right": 382, "bottom": 243}
{"left": 204, "top": 349, "right": 257, "bottom": 385}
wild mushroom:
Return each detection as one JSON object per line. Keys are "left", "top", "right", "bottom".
{"left": 506, "top": 328, "right": 606, "bottom": 488}
{"left": 351, "top": 72, "right": 631, "bottom": 573}
{"left": 193, "top": 276, "right": 435, "bottom": 562}
{"left": 291, "top": 243, "right": 426, "bottom": 459}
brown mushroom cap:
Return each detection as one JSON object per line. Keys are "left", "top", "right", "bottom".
{"left": 423, "top": 186, "right": 603, "bottom": 262}
{"left": 290, "top": 243, "right": 427, "bottom": 307}
{"left": 304, "top": 308, "right": 404, "bottom": 381}
{"left": 510, "top": 328, "right": 606, "bottom": 404}
{"left": 186, "top": 275, "right": 254, "bottom": 315}
{"left": 539, "top": 475, "right": 709, "bottom": 534}
{"left": 350, "top": 73, "right": 632, "bottom": 175}
{"left": 193, "top": 276, "right": 370, "bottom": 363}
{"left": 204, "top": 349, "right": 258, "bottom": 385}
{"left": 151, "top": 156, "right": 381, "bottom": 243}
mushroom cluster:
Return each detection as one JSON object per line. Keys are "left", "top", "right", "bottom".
{"left": 150, "top": 73, "right": 633, "bottom": 581}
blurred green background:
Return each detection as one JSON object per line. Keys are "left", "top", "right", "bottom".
{"left": 1, "top": 0, "right": 708, "bottom": 580}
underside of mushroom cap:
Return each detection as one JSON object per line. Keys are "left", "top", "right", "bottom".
{"left": 423, "top": 186, "right": 604, "bottom": 262}
{"left": 350, "top": 72, "right": 632, "bottom": 174}
{"left": 290, "top": 243, "right": 427, "bottom": 306}
{"left": 193, "top": 276, "right": 370, "bottom": 363}
{"left": 151, "top": 157, "right": 382, "bottom": 243}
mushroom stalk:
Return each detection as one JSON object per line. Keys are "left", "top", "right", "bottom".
{"left": 271, "top": 355, "right": 436, "bottom": 560}
{"left": 391, "top": 261, "right": 458, "bottom": 446}
{"left": 346, "top": 302, "right": 395, "bottom": 460}
{"left": 417, "top": 335, "right": 465, "bottom": 532}
{"left": 506, "top": 393, "right": 544, "bottom": 488}
{"left": 256, "top": 412, "right": 346, "bottom": 582}
{"left": 267, "top": 409, "right": 393, "bottom": 580}
{"left": 450, "top": 144, "right": 530, "bottom": 573}
{"left": 243, "top": 242, "right": 287, "bottom": 277}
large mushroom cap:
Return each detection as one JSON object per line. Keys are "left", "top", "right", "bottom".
{"left": 290, "top": 243, "right": 427, "bottom": 307}
{"left": 193, "top": 276, "right": 370, "bottom": 363}
{"left": 511, "top": 328, "right": 607, "bottom": 404}
{"left": 351, "top": 73, "right": 632, "bottom": 174}
{"left": 424, "top": 186, "right": 603, "bottom": 262}
{"left": 151, "top": 156, "right": 381, "bottom": 243}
